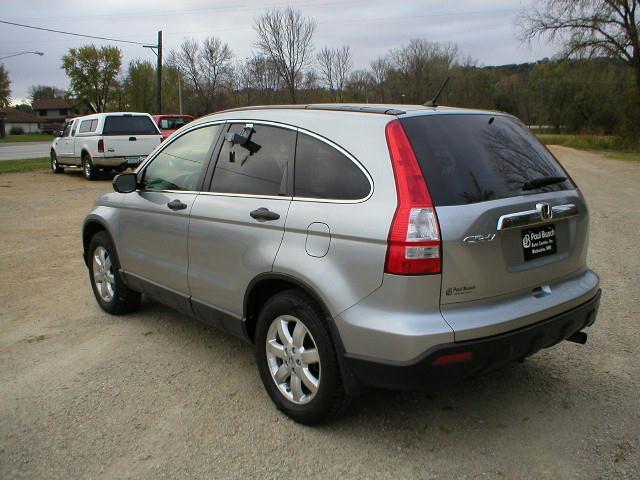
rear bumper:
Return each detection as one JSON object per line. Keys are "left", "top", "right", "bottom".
{"left": 344, "top": 289, "right": 601, "bottom": 390}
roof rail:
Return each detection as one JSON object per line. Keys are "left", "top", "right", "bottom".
{"left": 216, "top": 104, "right": 406, "bottom": 116}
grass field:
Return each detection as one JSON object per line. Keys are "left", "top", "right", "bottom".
{"left": 0, "top": 158, "right": 50, "bottom": 174}
{"left": 0, "top": 133, "right": 54, "bottom": 143}
{"left": 537, "top": 134, "right": 640, "bottom": 162}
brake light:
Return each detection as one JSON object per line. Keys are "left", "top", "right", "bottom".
{"left": 385, "top": 120, "right": 441, "bottom": 275}
{"left": 97, "top": 139, "right": 104, "bottom": 153}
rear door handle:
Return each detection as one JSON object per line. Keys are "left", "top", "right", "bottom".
{"left": 250, "top": 207, "right": 280, "bottom": 221}
{"left": 129, "top": 136, "right": 137, "bottom": 141}
{"left": 167, "top": 199, "right": 187, "bottom": 211}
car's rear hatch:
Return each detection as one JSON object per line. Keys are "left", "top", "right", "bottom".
{"left": 401, "top": 113, "right": 591, "bottom": 338}
{"left": 102, "top": 115, "right": 162, "bottom": 158}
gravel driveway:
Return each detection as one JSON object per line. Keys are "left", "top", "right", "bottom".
{"left": 0, "top": 146, "right": 638, "bottom": 479}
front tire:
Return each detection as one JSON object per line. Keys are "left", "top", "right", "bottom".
{"left": 88, "top": 231, "right": 141, "bottom": 315}
{"left": 255, "top": 290, "right": 350, "bottom": 424}
{"left": 82, "top": 153, "right": 98, "bottom": 180}
{"left": 51, "top": 151, "right": 64, "bottom": 173}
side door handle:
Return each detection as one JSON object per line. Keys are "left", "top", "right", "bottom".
{"left": 250, "top": 207, "right": 280, "bottom": 221}
{"left": 129, "top": 136, "right": 137, "bottom": 141}
{"left": 167, "top": 199, "right": 187, "bottom": 211}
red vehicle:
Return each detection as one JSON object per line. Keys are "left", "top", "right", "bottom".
{"left": 152, "top": 114, "right": 195, "bottom": 140}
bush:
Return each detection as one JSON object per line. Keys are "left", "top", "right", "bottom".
{"left": 9, "top": 126, "right": 25, "bottom": 135}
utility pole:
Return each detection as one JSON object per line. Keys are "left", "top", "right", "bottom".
{"left": 157, "top": 30, "right": 162, "bottom": 115}
{"left": 144, "top": 30, "right": 162, "bottom": 114}
{"left": 178, "top": 74, "right": 183, "bottom": 114}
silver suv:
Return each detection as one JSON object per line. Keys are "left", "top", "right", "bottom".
{"left": 82, "top": 104, "right": 601, "bottom": 424}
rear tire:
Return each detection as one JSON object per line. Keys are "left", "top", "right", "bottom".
{"left": 82, "top": 153, "right": 98, "bottom": 180}
{"left": 51, "top": 151, "right": 64, "bottom": 173}
{"left": 255, "top": 289, "right": 350, "bottom": 424}
{"left": 88, "top": 231, "right": 141, "bottom": 315}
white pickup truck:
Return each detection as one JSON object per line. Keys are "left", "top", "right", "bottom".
{"left": 50, "top": 112, "right": 163, "bottom": 180}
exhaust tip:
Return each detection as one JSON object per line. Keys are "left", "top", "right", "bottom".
{"left": 567, "top": 331, "right": 588, "bottom": 345}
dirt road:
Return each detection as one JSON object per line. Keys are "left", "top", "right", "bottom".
{"left": 0, "top": 146, "right": 638, "bottom": 479}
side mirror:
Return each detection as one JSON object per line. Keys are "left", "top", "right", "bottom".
{"left": 112, "top": 172, "right": 137, "bottom": 193}
{"left": 53, "top": 130, "right": 63, "bottom": 137}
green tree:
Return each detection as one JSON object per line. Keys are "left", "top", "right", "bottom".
{"left": 61, "top": 45, "right": 122, "bottom": 112}
{"left": 0, "top": 64, "right": 10, "bottom": 108}
{"left": 124, "top": 59, "right": 156, "bottom": 112}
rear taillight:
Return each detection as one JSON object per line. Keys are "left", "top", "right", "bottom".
{"left": 97, "top": 139, "right": 104, "bottom": 153}
{"left": 384, "top": 120, "right": 441, "bottom": 275}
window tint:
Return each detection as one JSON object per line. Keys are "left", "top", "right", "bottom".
{"left": 210, "top": 124, "right": 295, "bottom": 196}
{"left": 295, "top": 133, "right": 370, "bottom": 200}
{"left": 400, "top": 114, "right": 574, "bottom": 206}
{"left": 142, "top": 125, "right": 222, "bottom": 192}
{"left": 79, "top": 119, "right": 97, "bottom": 133}
{"left": 103, "top": 115, "right": 159, "bottom": 135}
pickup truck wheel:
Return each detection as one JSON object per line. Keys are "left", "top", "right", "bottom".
{"left": 88, "top": 231, "right": 141, "bottom": 315}
{"left": 82, "top": 154, "right": 98, "bottom": 181}
{"left": 255, "top": 290, "right": 350, "bottom": 424}
{"left": 51, "top": 151, "right": 64, "bottom": 173}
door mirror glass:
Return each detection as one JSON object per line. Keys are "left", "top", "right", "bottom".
{"left": 53, "top": 130, "right": 63, "bottom": 137}
{"left": 113, "top": 173, "right": 138, "bottom": 193}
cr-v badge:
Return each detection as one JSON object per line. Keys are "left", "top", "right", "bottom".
{"left": 463, "top": 233, "right": 496, "bottom": 243}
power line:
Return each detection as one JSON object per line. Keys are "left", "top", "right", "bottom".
{"left": 0, "top": 19, "right": 149, "bottom": 45}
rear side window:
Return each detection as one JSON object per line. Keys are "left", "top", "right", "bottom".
{"left": 295, "top": 133, "right": 370, "bottom": 200}
{"left": 79, "top": 119, "right": 97, "bottom": 133}
{"left": 103, "top": 115, "right": 159, "bottom": 135}
{"left": 210, "top": 124, "right": 295, "bottom": 196}
{"left": 400, "top": 114, "right": 573, "bottom": 206}
{"left": 142, "top": 125, "right": 222, "bottom": 191}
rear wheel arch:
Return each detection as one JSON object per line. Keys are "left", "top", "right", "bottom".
{"left": 244, "top": 274, "right": 336, "bottom": 345}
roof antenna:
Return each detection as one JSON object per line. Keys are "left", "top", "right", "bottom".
{"left": 423, "top": 76, "right": 450, "bottom": 107}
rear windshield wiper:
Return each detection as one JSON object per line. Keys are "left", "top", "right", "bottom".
{"left": 522, "top": 176, "right": 566, "bottom": 191}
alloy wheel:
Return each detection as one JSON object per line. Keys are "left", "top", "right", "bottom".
{"left": 265, "top": 315, "right": 321, "bottom": 405}
{"left": 92, "top": 246, "right": 115, "bottom": 302}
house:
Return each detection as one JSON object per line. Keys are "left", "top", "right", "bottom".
{"left": 0, "top": 108, "right": 41, "bottom": 135}
{"left": 32, "top": 98, "right": 91, "bottom": 133}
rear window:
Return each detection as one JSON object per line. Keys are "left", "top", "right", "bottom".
{"left": 400, "top": 114, "right": 573, "bottom": 206}
{"left": 102, "top": 115, "right": 159, "bottom": 135}
{"left": 159, "top": 117, "right": 192, "bottom": 130}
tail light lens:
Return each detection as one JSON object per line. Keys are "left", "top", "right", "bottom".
{"left": 97, "top": 139, "right": 104, "bottom": 153}
{"left": 385, "top": 120, "right": 441, "bottom": 275}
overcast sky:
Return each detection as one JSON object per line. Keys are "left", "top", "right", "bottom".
{"left": 0, "top": 0, "right": 558, "bottom": 103}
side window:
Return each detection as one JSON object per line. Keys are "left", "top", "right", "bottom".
{"left": 79, "top": 120, "right": 92, "bottom": 133}
{"left": 295, "top": 133, "right": 371, "bottom": 200}
{"left": 70, "top": 120, "right": 78, "bottom": 137}
{"left": 142, "top": 125, "right": 222, "bottom": 192}
{"left": 91, "top": 119, "right": 98, "bottom": 131}
{"left": 210, "top": 124, "right": 295, "bottom": 196}
{"left": 62, "top": 122, "right": 72, "bottom": 137}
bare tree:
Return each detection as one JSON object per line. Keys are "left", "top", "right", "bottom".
{"left": 318, "top": 46, "right": 353, "bottom": 101}
{"left": 254, "top": 7, "right": 316, "bottom": 103}
{"left": 519, "top": 0, "right": 640, "bottom": 92}
{"left": 370, "top": 57, "right": 391, "bottom": 102}
{"left": 168, "top": 36, "right": 233, "bottom": 113}
{"left": 317, "top": 47, "right": 336, "bottom": 97}
{"left": 390, "top": 39, "right": 458, "bottom": 103}
{"left": 334, "top": 46, "right": 353, "bottom": 102}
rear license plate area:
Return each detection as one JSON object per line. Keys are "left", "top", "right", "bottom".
{"left": 522, "top": 224, "right": 557, "bottom": 261}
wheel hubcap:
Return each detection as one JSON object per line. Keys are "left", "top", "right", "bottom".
{"left": 92, "top": 246, "right": 115, "bottom": 302}
{"left": 266, "top": 315, "right": 321, "bottom": 405}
